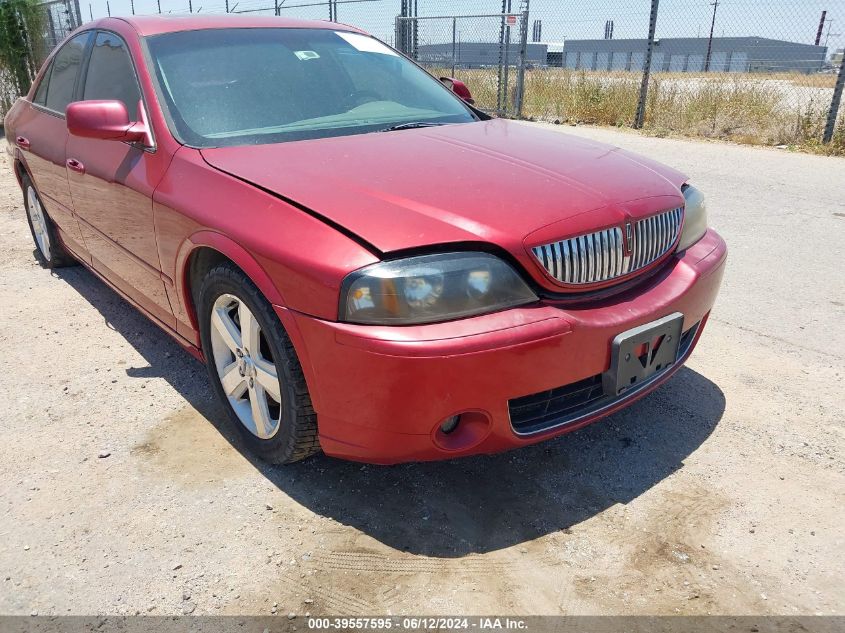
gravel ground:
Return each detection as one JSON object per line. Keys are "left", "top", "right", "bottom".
{"left": 0, "top": 125, "right": 843, "bottom": 616}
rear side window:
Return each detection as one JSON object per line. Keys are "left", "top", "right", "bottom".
{"left": 44, "top": 33, "right": 90, "bottom": 113}
{"left": 83, "top": 32, "right": 142, "bottom": 117}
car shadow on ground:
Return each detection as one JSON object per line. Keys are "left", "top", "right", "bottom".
{"left": 57, "top": 265, "right": 726, "bottom": 558}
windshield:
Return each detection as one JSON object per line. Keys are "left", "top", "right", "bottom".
{"left": 145, "top": 28, "right": 477, "bottom": 147}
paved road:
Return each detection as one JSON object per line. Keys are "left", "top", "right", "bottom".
{"left": 0, "top": 126, "right": 842, "bottom": 616}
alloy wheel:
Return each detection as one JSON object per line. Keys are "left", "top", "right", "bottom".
{"left": 26, "top": 186, "right": 51, "bottom": 259}
{"left": 209, "top": 293, "right": 283, "bottom": 439}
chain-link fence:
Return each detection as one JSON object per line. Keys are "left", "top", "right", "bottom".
{"left": 396, "top": 11, "right": 529, "bottom": 115}
{"left": 0, "top": 0, "right": 80, "bottom": 114}
{"left": 5, "top": 0, "right": 844, "bottom": 150}
{"left": 41, "top": 0, "right": 82, "bottom": 51}
{"left": 517, "top": 0, "right": 844, "bottom": 149}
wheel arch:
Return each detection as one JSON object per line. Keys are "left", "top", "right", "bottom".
{"left": 176, "top": 231, "right": 287, "bottom": 333}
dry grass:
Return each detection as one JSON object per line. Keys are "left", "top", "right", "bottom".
{"left": 785, "top": 72, "right": 839, "bottom": 89}
{"left": 441, "top": 67, "right": 844, "bottom": 156}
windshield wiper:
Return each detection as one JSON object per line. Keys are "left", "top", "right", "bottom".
{"left": 377, "top": 122, "right": 448, "bottom": 132}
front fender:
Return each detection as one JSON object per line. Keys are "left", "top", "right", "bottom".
{"left": 153, "top": 145, "right": 378, "bottom": 338}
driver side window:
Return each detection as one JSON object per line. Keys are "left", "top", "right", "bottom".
{"left": 82, "top": 31, "right": 143, "bottom": 117}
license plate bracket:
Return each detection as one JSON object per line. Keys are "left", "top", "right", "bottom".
{"left": 602, "top": 312, "right": 684, "bottom": 397}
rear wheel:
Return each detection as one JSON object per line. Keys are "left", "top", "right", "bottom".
{"left": 22, "top": 175, "right": 75, "bottom": 268}
{"left": 198, "top": 262, "right": 320, "bottom": 464}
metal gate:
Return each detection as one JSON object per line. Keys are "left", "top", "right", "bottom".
{"left": 394, "top": 11, "right": 529, "bottom": 117}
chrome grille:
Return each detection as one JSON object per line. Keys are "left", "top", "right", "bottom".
{"left": 531, "top": 207, "right": 684, "bottom": 285}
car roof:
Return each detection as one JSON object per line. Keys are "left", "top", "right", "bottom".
{"left": 90, "top": 14, "right": 365, "bottom": 37}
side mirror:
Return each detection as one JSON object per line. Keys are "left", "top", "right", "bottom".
{"left": 66, "top": 100, "right": 151, "bottom": 145}
{"left": 439, "top": 77, "right": 475, "bottom": 105}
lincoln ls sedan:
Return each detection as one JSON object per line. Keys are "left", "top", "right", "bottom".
{"left": 4, "top": 15, "right": 726, "bottom": 464}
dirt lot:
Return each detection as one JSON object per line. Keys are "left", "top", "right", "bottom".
{"left": 0, "top": 125, "right": 843, "bottom": 617}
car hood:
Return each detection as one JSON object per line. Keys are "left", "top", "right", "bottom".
{"left": 201, "top": 119, "right": 687, "bottom": 260}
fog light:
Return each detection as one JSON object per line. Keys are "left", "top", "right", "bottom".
{"left": 439, "top": 415, "right": 460, "bottom": 435}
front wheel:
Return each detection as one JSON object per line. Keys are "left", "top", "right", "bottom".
{"left": 22, "top": 175, "right": 75, "bottom": 268}
{"left": 198, "top": 262, "right": 320, "bottom": 464}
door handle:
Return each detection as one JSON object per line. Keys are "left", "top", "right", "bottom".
{"left": 66, "top": 158, "right": 85, "bottom": 174}
{"left": 15, "top": 136, "right": 30, "bottom": 150}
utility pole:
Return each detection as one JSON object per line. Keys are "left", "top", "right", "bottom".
{"left": 704, "top": 0, "right": 719, "bottom": 72}
{"left": 157, "top": 0, "right": 161, "bottom": 13}
{"left": 824, "top": 20, "right": 839, "bottom": 49}
{"left": 130, "top": 0, "right": 134, "bottom": 14}
{"left": 816, "top": 10, "right": 827, "bottom": 46}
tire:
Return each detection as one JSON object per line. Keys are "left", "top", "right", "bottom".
{"left": 21, "top": 174, "right": 76, "bottom": 268}
{"left": 197, "top": 262, "right": 320, "bottom": 464}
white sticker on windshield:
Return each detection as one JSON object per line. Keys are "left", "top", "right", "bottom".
{"left": 294, "top": 50, "right": 320, "bottom": 60}
{"left": 336, "top": 31, "right": 398, "bottom": 56}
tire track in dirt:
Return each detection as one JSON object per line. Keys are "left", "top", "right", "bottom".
{"left": 313, "top": 550, "right": 558, "bottom": 574}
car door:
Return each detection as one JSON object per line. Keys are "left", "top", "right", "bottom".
{"left": 14, "top": 32, "right": 92, "bottom": 261}
{"left": 66, "top": 30, "right": 175, "bottom": 329}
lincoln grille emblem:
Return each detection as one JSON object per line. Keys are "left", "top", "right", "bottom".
{"left": 624, "top": 222, "right": 634, "bottom": 255}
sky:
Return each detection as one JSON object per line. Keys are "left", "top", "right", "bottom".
{"left": 74, "top": 0, "right": 845, "bottom": 54}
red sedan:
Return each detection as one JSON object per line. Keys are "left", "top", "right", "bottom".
{"left": 4, "top": 15, "right": 726, "bottom": 464}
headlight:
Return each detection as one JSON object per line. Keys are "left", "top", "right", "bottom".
{"left": 677, "top": 184, "right": 708, "bottom": 251}
{"left": 340, "top": 252, "right": 538, "bottom": 325}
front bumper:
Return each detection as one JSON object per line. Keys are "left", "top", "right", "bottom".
{"left": 278, "top": 229, "right": 727, "bottom": 464}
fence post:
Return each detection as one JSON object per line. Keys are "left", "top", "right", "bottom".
{"left": 496, "top": 0, "right": 508, "bottom": 114}
{"left": 411, "top": 0, "right": 418, "bottom": 60}
{"left": 823, "top": 52, "right": 845, "bottom": 144}
{"left": 451, "top": 17, "right": 457, "bottom": 77}
{"left": 501, "top": 2, "right": 513, "bottom": 116}
{"left": 46, "top": 9, "right": 56, "bottom": 48}
{"left": 634, "top": 0, "right": 660, "bottom": 129}
{"left": 513, "top": 9, "right": 530, "bottom": 118}
{"left": 395, "top": 15, "right": 406, "bottom": 55}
